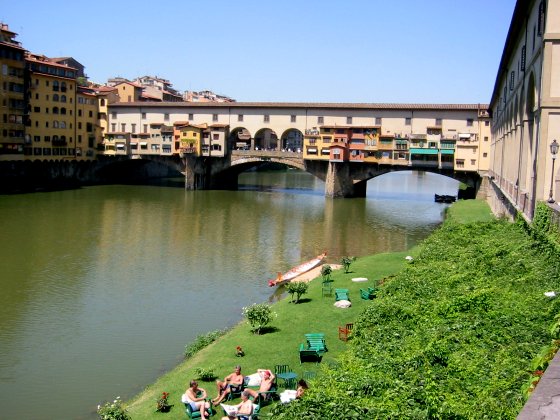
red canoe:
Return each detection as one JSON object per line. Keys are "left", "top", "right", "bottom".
{"left": 268, "top": 252, "right": 327, "bottom": 287}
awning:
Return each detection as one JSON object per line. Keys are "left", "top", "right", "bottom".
{"left": 130, "top": 142, "right": 138, "bottom": 146}
{"left": 116, "top": 144, "right": 125, "bottom": 149}
{"left": 458, "top": 133, "right": 471, "bottom": 139}
{"left": 410, "top": 148, "right": 438, "bottom": 155}
{"left": 440, "top": 149, "right": 455, "bottom": 155}
{"left": 140, "top": 142, "right": 148, "bottom": 146}
{"left": 236, "top": 142, "right": 248, "bottom": 147}
{"left": 307, "top": 148, "right": 318, "bottom": 152}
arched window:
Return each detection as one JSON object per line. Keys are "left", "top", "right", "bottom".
{"left": 53, "top": 94, "right": 59, "bottom": 102}
{"left": 53, "top": 120, "right": 59, "bottom": 128}
{"left": 60, "top": 107, "right": 66, "bottom": 115}
{"left": 53, "top": 135, "right": 59, "bottom": 142}
{"left": 60, "top": 95, "right": 67, "bottom": 103}
{"left": 60, "top": 121, "right": 66, "bottom": 129}
{"left": 53, "top": 107, "right": 59, "bottom": 114}
{"left": 61, "top": 81, "right": 67, "bottom": 92}
{"left": 60, "top": 135, "right": 66, "bottom": 141}
{"left": 53, "top": 80, "right": 59, "bottom": 91}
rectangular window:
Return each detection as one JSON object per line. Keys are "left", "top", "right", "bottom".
{"left": 141, "top": 112, "right": 146, "bottom": 119}
{"left": 131, "top": 124, "right": 136, "bottom": 133}
{"left": 318, "top": 116, "right": 324, "bottom": 124}
{"left": 467, "top": 119, "right": 473, "bottom": 126}
{"left": 143, "top": 124, "right": 148, "bottom": 133}
{"left": 111, "top": 123, "right": 116, "bottom": 131}
{"left": 121, "top": 123, "right": 126, "bottom": 132}
{"left": 34, "top": 136, "right": 40, "bottom": 142}
{"left": 405, "top": 117, "right": 411, "bottom": 125}
{"left": 111, "top": 112, "right": 117, "bottom": 119}
{"left": 471, "top": 159, "right": 476, "bottom": 165}
{"left": 485, "top": 121, "right": 489, "bottom": 126}
{"left": 164, "top": 113, "right": 169, "bottom": 121}
{"left": 213, "top": 133, "right": 219, "bottom": 140}
{"left": 291, "top": 115, "right": 296, "bottom": 123}
{"left": 484, "top": 136, "right": 489, "bottom": 141}
{"left": 346, "top": 116, "right": 352, "bottom": 124}
{"left": 483, "top": 152, "right": 488, "bottom": 158}
{"left": 264, "top": 115, "right": 270, "bottom": 123}
{"left": 212, "top": 114, "right": 218, "bottom": 122}
{"left": 375, "top": 117, "right": 382, "bottom": 125}
{"left": 188, "top": 113, "right": 194, "bottom": 121}
{"left": 435, "top": 118, "right": 442, "bottom": 126}
{"left": 510, "top": 71, "right": 515, "bottom": 90}
{"left": 238, "top": 114, "right": 243, "bottom": 122}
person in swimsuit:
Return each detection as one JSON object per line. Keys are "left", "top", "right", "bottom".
{"left": 221, "top": 390, "right": 253, "bottom": 420}
{"left": 244, "top": 369, "right": 276, "bottom": 402}
{"left": 182, "top": 380, "right": 211, "bottom": 420}
{"left": 213, "top": 365, "right": 244, "bottom": 405}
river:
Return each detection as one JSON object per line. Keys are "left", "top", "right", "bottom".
{"left": 0, "top": 170, "right": 458, "bottom": 419}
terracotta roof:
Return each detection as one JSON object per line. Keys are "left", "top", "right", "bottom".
{"left": 111, "top": 102, "right": 488, "bottom": 111}
{"left": 209, "top": 123, "right": 229, "bottom": 128}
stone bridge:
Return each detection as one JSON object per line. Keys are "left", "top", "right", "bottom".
{"left": 180, "top": 149, "right": 483, "bottom": 198}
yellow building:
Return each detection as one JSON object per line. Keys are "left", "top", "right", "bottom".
{"left": 26, "top": 54, "right": 78, "bottom": 160}
{"left": 174, "top": 122, "right": 206, "bottom": 156}
{"left": 0, "top": 23, "right": 26, "bottom": 160}
{"left": 75, "top": 86, "right": 100, "bottom": 159}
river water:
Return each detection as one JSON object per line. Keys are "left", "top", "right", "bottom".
{"left": 0, "top": 170, "right": 457, "bottom": 419}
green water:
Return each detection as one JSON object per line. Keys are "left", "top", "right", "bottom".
{"left": 0, "top": 170, "right": 458, "bottom": 419}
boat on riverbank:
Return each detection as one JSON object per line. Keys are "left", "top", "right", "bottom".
{"left": 268, "top": 252, "right": 327, "bottom": 286}
{"left": 435, "top": 194, "right": 456, "bottom": 203}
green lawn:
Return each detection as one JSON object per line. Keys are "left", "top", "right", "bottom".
{"left": 126, "top": 254, "right": 412, "bottom": 418}
{"left": 125, "top": 200, "right": 496, "bottom": 419}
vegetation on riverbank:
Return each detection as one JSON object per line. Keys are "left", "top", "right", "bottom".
{"left": 125, "top": 200, "right": 560, "bottom": 419}
{"left": 273, "top": 203, "right": 560, "bottom": 418}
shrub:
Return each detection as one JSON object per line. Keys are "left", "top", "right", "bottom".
{"left": 97, "top": 396, "right": 131, "bottom": 420}
{"left": 155, "top": 392, "right": 171, "bottom": 412}
{"left": 242, "top": 303, "right": 275, "bottom": 334}
{"left": 286, "top": 281, "right": 309, "bottom": 303}
{"left": 185, "top": 329, "right": 228, "bottom": 358}
{"left": 194, "top": 367, "right": 217, "bottom": 381}
{"left": 341, "top": 256, "right": 356, "bottom": 273}
{"left": 321, "top": 264, "right": 332, "bottom": 281}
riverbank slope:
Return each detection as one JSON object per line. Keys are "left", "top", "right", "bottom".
{"left": 124, "top": 200, "right": 496, "bottom": 419}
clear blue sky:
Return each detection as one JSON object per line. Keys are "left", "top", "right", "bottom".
{"left": 2, "top": 0, "right": 516, "bottom": 103}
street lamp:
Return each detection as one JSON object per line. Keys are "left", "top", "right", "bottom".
{"left": 548, "top": 139, "right": 559, "bottom": 203}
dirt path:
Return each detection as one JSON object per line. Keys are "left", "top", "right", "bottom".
{"left": 292, "top": 264, "right": 342, "bottom": 283}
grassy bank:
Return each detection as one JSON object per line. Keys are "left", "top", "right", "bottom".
{"left": 125, "top": 199, "right": 496, "bottom": 419}
{"left": 273, "top": 203, "right": 560, "bottom": 418}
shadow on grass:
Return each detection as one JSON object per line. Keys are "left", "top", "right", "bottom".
{"left": 291, "top": 298, "right": 312, "bottom": 304}
{"left": 256, "top": 326, "right": 280, "bottom": 335}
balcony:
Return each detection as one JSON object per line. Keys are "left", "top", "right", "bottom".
{"left": 52, "top": 139, "right": 68, "bottom": 147}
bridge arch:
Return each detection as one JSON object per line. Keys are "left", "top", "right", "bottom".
{"left": 229, "top": 127, "right": 252, "bottom": 150}
{"left": 279, "top": 128, "right": 304, "bottom": 152}
{"left": 254, "top": 128, "right": 278, "bottom": 151}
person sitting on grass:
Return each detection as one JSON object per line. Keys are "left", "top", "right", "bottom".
{"left": 221, "top": 390, "right": 253, "bottom": 420}
{"left": 244, "top": 369, "right": 276, "bottom": 402}
{"left": 182, "top": 380, "right": 211, "bottom": 420}
{"left": 213, "top": 365, "right": 244, "bottom": 405}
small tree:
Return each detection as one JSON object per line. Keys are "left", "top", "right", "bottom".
{"left": 286, "top": 281, "right": 309, "bottom": 303}
{"left": 341, "top": 256, "right": 356, "bottom": 273}
{"left": 242, "top": 303, "right": 274, "bottom": 334}
{"left": 321, "top": 264, "right": 333, "bottom": 282}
